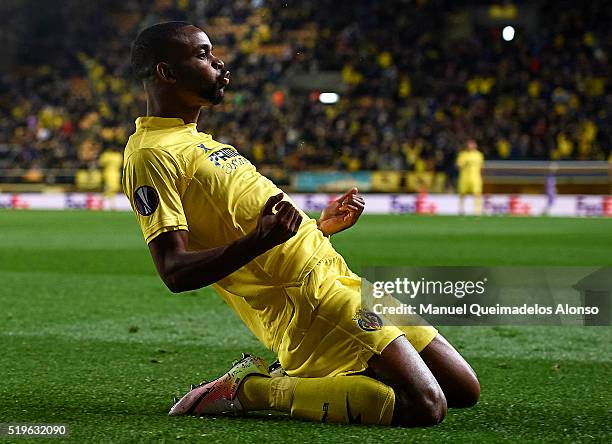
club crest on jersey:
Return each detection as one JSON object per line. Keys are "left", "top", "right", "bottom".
{"left": 134, "top": 186, "right": 159, "bottom": 216}
{"left": 353, "top": 308, "right": 383, "bottom": 332}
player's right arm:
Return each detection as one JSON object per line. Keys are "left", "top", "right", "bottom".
{"left": 124, "top": 147, "right": 301, "bottom": 293}
{"left": 148, "top": 194, "right": 302, "bottom": 293}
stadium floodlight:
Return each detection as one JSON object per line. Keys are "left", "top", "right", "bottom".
{"left": 502, "top": 26, "right": 515, "bottom": 42}
{"left": 319, "top": 92, "right": 339, "bottom": 104}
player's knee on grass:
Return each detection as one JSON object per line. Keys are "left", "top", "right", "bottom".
{"left": 451, "top": 370, "right": 480, "bottom": 408}
{"left": 419, "top": 335, "right": 480, "bottom": 409}
{"left": 393, "top": 383, "right": 447, "bottom": 427}
{"left": 429, "top": 357, "right": 480, "bottom": 409}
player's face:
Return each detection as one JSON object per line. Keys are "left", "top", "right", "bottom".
{"left": 172, "top": 26, "right": 230, "bottom": 106}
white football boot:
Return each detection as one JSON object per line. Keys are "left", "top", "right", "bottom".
{"left": 168, "top": 353, "right": 270, "bottom": 416}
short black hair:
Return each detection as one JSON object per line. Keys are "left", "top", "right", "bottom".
{"left": 131, "top": 21, "right": 192, "bottom": 81}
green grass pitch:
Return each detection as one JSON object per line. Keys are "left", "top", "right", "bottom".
{"left": 1, "top": 211, "right": 611, "bottom": 443}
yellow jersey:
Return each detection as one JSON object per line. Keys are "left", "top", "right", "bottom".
{"left": 99, "top": 150, "right": 123, "bottom": 193}
{"left": 456, "top": 149, "right": 484, "bottom": 179}
{"left": 99, "top": 150, "right": 123, "bottom": 173}
{"left": 122, "top": 116, "right": 336, "bottom": 351}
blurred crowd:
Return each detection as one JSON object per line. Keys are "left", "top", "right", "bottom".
{"left": 0, "top": 0, "right": 610, "bottom": 185}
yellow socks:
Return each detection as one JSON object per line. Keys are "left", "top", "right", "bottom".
{"left": 239, "top": 375, "right": 395, "bottom": 425}
{"left": 236, "top": 375, "right": 271, "bottom": 411}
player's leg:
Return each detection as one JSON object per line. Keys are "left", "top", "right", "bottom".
{"left": 366, "top": 331, "right": 479, "bottom": 411}
{"left": 458, "top": 178, "right": 467, "bottom": 215}
{"left": 366, "top": 335, "right": 448, "bottom": 427}
{"left": 362, "top": 281, "right": 479, "bottom": 410}
{"left": 240, "top": 335, "right": 474, "bottom": 427}
{"left": 473, "top": 179, "right": 483, "bottom": 215}
{"left": 274, "top": 256, "right": 449, "bottom": 427}
{"left": 103, "top": 173, "right": 120, "bottom": 211}
{"left": 169, "top": 315, "right": 447, "bottom": 426}
{"left": 169, "top": 354, "right": 396, "bottom": 425}
{"left": 251, "top": 334, "right": 479, "bottom": 424}
{"left": 240, "top": 373, "right": 395, "bottom": 425}
{"left": 243, "top": 330, "right": 454, "bottom": 427}
{"left": 458, "top": 193, "right": 466, "bottom": 215}
{"left": 418, "top": 334, "right": 480, "bottom": 408}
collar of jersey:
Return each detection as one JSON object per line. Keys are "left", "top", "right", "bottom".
{"left": 136, "top": 116, "right": 198, "bottom": 130}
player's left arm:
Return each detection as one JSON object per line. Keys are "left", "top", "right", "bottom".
{"left": 317, "top": 187, "right": 365, "bottom": 236}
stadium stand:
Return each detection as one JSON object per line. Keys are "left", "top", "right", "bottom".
{"left": 0, "top": 0, "right": 610, "bottom": 190}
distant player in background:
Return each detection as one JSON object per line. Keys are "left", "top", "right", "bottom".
{"left": 122, "top": 22, "right": 479, "bottom": 427}
{"left": 98, "top": 147, "right": 123, "bottom": 210}
{"left": 456, "top": 139, "right": 484, "bottom": 215}
{"left": 544, "top": 164, "right": 558, "bottom": 215}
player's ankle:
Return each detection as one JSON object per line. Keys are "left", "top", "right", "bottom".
{"left": 237, "top": 375, "right": 272, "bottom": 411}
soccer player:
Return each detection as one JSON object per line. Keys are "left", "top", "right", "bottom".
{"left": 98, "top": 146, "right": 123, "bottom": 210}
{"left": 123, "top": 22, "right": 479, "bottom": 427}
{"left": 456, "top": 139, "right": 484, "bottom": 215}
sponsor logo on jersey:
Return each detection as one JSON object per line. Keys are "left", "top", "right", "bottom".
{"left": 134, "top": 186, "right": 159, "bottom": 216}
{"left": 197, "top": 143, "right": 212, "bottom": 153}
{"left": 200, "top": 145, "right": 250, "bottom": 174}
{"left": 208, "top": 147, "right": 241, "bottom": 166}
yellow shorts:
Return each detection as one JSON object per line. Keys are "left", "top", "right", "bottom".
{"left": 103, "top": 173, "right": 121, "bottom": 195}
{"left": 278, "top": 254, "right": 438, "bottom": 378}
{"left": 458, "top": 177, "right": 482, "bottom": 195}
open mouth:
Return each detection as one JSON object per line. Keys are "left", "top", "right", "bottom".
{"left": 219, "top": 71, "right": 231, "bottom": 87}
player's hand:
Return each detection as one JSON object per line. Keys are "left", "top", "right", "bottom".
{"left": 317, "top": 187, "right": 365, "bottom": 236}
{"left": 252, "top": 193, "right": 302, "bottom": 251}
